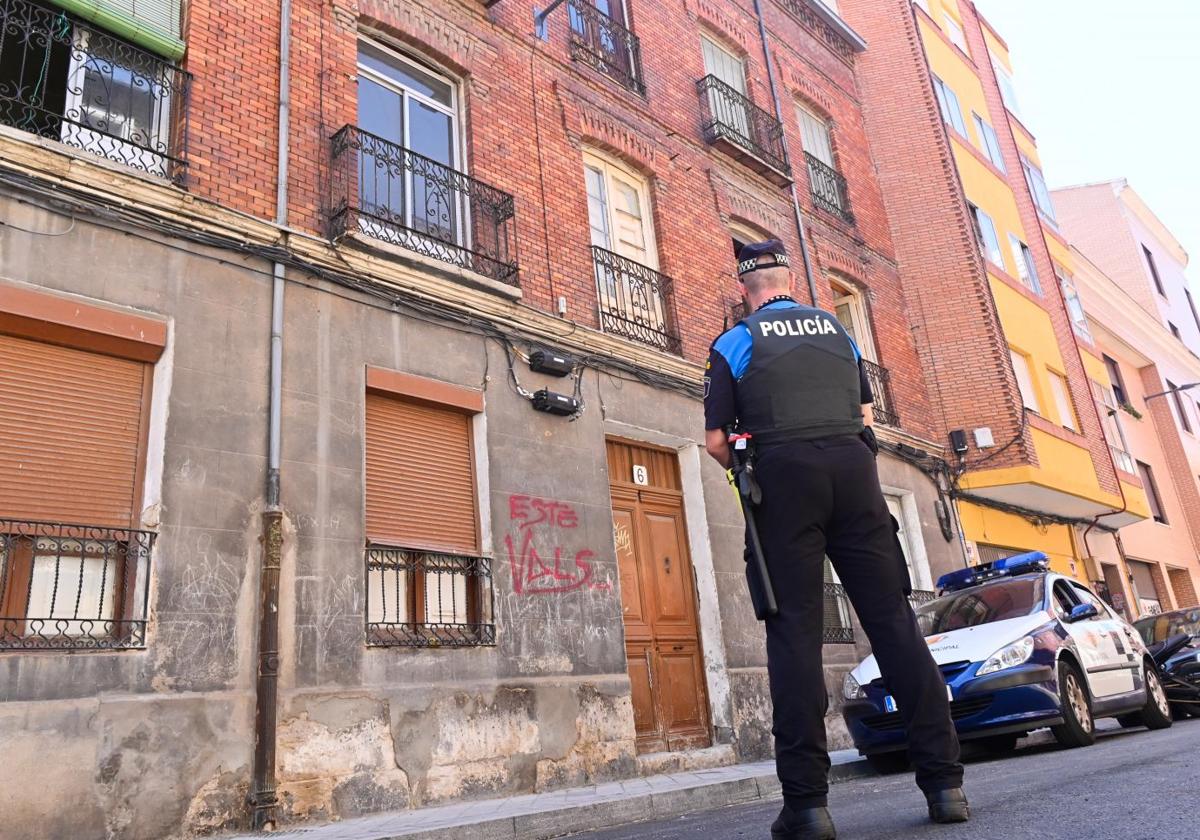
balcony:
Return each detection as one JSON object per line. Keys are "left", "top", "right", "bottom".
{"left": 805, "top": 152, "right": 854, "bottom": 224}
{"left": 908, "top": 589, "right": 937, "bottom": 610}
{"left": 698, "top": 75, "right": 791, "bottom": 185}
{"left": 365, "top": 545, "right": 496, "bottom": 647}
{"left": 592, "top": 246, "right": 682, "bottom": 354}
{"left": 823, "top": 581, "right": 855, "bottom": 644}
{"left": 329, "top": 125, "right": 519, "bottom": 286}
{"left": 567, "top": 0, "right": 644, "bottom": 95}
{"left": 862, "top": 358, "right": 899, "bottom": 428}
{"left": 0, "top": 0, "right": 189, "bottom": 182}
{"left": 0, "top": 518, "right": 155, "bottom": 651}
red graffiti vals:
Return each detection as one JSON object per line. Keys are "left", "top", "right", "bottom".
{"left": 505, "top": 494, "right": 609, "bottom": 595}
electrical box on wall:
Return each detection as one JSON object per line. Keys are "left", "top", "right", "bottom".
{"left": 949, "top": 429, "right": 969, "bottom": 455}
{"left": 529, "top": 347, "right": 575, "bottom": 377}
{"left": 532, "top": 389, "right": 579, "bottom": 416}
{"left": 974, "top": 427, "right": 995, "bottom": 448}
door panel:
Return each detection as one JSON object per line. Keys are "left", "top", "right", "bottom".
{"left": 658, "top": 641, "right": 708, "bottom": 745}
{"left": 626, "top": 640, "right": 664, "bottom": 750}
{"left": 612, "top": 503, "right": 650, "bottom": 635}
{"left": 642, "top": 508, "right": 694, "bottom": 632}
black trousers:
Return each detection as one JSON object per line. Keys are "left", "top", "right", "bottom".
{"left": 752, "top": 434, "right": 963, "bottom": 808}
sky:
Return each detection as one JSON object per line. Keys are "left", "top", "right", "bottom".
{"left": 973, "top": 0, "right": 1200, "bottom": 267}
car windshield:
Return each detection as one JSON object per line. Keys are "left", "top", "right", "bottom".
{"left": 1133, "top": 609, "right": 1200, "bottom": 646}
{"left": 916, "top": 577, "right": 1045, "bottom": 635}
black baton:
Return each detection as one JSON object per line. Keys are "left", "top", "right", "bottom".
{"left": 729, "top": 432, "right": 779, "bottom": 617}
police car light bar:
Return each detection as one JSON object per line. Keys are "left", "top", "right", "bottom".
{"left": 936, "top": 551, "right": 1050, "bottom": 593}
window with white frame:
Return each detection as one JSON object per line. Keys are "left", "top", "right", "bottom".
{"left": 1008, "top": 234, "right": 1042, "bottom": 294}
{"left": 971, "top": 113, "right": 1005, "bottom": 172}
{"left": 932, "top": 75, "right": 968, "bottom": 138}
{"left": 1057, "top": 268, "right": 1092, "bottom": 341}
{"left": 991, "top": 56, "right": 1021, "bottom": 115}
{"left": 943, "top": 13, "right": 969, "bottom": 55}
{"left": 1010, "top": 348, "right": 1040, "bottom": 413}
{"left": 1048, "top": 371, "right": 1077, "bottom": 431}
{"left": 1092, "top": 378, "right": 1135, "bottom": 474}
{"left": 797, "top": 104, "right": 836, "bottom": 168}
{"left": 831, "top": 280, "right": 875, "bottom": 361}
{"left": 969, "top": 203, "right": 1004, "bottom": 268}
{"left": 1020, "top": 156, "right": 1057, "bottom": 223}
{"left": 584, "top": 150, "right": 656, "bottom": 267}
{"left": 700, "top": 35, "right": 750, "bottom": 137}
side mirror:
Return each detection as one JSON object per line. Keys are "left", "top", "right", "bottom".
{"left": 1067, "top": 603, "right": 1100, "bottom": 623}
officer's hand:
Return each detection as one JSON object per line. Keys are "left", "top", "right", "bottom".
{"left": 860, "top": 426, "right": 879, "bottom": 457}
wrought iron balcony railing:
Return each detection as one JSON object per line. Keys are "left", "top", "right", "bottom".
{"left": 908, "top": 589, "right": 937, "bottom": 610}
{"left": 591, "top": 245, "right": 683, "bottom": 354}
{"left": 823, "top": 581, "right": 855, "bottom": 644}
{"left": 329, "top": 125, "right": 519, "bottom": 286}
{"left": 365, "top": 545, "right": 496, "bottom": 648}
{"left": 698, "top": 75, "right": 790, "bottom": 181}
{"left": 0, "top": 0, "right": 189, "bottom": 182}
{"left": 862, "top": 358, "right": 900, "bottom": 428}
{"left": 567, "top": 0, "right": 644, "bottom": 95}
{"left": 0, "top": 518, "right": 155, "bottom": 651}
{"left": 805, "top": 152, "right": 853, "bottom": 224}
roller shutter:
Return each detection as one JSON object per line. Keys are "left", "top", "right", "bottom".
{"left": 0, "top": 333, "right": 148, "bottom": 527}
{"left": 365, "top": 392, "right": 478, "bottom": 553}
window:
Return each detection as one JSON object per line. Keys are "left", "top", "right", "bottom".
{"left": 970, "top": 204, "right": 1004, "bottom": 268}
{"left": 1093, "top": 379, "right": 1135, "bottom": 474}
{"left": 1010, "top": 349, "right": 1040, "bottom": 413}
{"left": 943, "top": 14, "right": 969, "bottom": 55}
{"left": 991, "top": 56, "right": 1021, "bottom": 115}
{"left": 1020, "top": 157, "right": 1056, "bottom": 223}
{"left": 700, "top": 35, "right": 749, "bottom": 137}
{"left": 0, "top": 324, "right": 162, "bottom": 652}
{"left": 797, "top": 104, "right": 835, "bottom": 168}
{"left": 1057, "top": 268, "right": 1092, "bottom": 341}
{"left": 0, "top": 1, "right": 186, "bottom": 180}
{"left": 832, "top": 281, "right": 875, "bottom": 360}
{"left": 1048, "top": 371, "right": 1077, "bottom": 431}
{"left": 567, "top": 0, "right": 643, "bottom": 93}
{"left": 1103, "top": 355, "right": 1128, "bottom": 405}
{"left": 932, "top": 75, "right": 968, "bottom": 138}
{"left": 1166, "top": 379, "right": 1192, "bottom": 433}
{"left": 584, "top": 150, "right": 677, "bottom": 351}
{"left": 1186, "top": 290, "right": 1200, "bottom": 335}
{"left": 1008, "top": 235, "right": 1042, "bottom": 294}
{"left": 1170, "top": 322, "right": 1182, "bottom": 341}
{"left": 1128, "top": 560, "right": 1163, "bottom": 614}
{"left": 364, "top": 373, "right": 494, "bottom": 646}
{"left": 1136, "top": 463, "right": 1167, "bottom": 524}
{"left": 1144, "top": 245, "right": 1165, "bottom": 296}
{"left": 971, "top": 113, "right": 1005, "bottom": 172}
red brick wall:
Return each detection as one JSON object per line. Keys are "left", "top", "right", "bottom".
{"left": 175, "top": 0, "right": 939, "bottom": 438}
{"left": 1168, "top": 567, "right": 1198, "bottom": 610}
{"left": 838, "top": 0, "right": 1028, "bottom": 464}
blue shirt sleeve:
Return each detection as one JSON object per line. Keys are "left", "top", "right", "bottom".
{"left": 712, "top": 324, "right": 753, "bottom": 379}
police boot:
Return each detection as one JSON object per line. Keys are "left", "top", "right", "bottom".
{"left": 926, "top": 788, "right": 970, "bottom": 824}
{"left": 771, "top": 804, "right": 836, "bottom": 840}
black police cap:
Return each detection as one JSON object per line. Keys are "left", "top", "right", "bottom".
{"left": 737, "top": 239, "right": 790, "bottom": 276}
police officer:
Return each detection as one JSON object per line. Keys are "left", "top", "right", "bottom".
{"left": 704, "top": 241, "right": 968, "bottom": 839}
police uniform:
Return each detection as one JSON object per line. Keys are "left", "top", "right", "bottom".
{"left": 705, "top": 241, "right": 965, "bottom": 838}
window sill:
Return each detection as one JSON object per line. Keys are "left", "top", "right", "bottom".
{"left": 0, "top": 123, "right": 181, "bottom": 191}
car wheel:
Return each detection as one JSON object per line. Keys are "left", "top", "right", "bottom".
{"left": 866, "top": 752, "right": 909, "bottom": 774}
{"left": 1052, "top": 661, "right": 1095, "bottom": 748}
{"left": 1139, "top": 666, "right": 1174, "bottom": 730}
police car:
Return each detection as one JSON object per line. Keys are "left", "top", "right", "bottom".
{"left": 841, "top": 552, "right": 1173, "bottom": 771}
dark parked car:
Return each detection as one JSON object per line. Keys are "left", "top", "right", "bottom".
{"left": 1133, "top": 607, "right": 1200, "bottom": 719}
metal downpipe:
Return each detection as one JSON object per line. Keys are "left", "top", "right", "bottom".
{"left": 751, "top": 0, "right": 820, "bottom": 307}
{"left": 251, "top": 0, "right": 292, "bottom": 827}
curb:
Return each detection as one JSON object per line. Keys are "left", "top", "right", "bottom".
{"left": 375, "top": 759, "right": 874, "bottom": 840}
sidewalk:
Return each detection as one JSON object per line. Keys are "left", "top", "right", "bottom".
{"left": 224, "top": 750, "right": 871, "bottom": 840}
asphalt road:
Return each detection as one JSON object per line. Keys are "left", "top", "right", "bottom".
{"left": 568, "top": 718, "right": 1200, "bottom": 840}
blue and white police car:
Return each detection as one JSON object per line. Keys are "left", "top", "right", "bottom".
{"left": 841, "top": 552, "right": 1173, "bottom": 771}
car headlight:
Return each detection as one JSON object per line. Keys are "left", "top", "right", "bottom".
{"left": 977, "top": 636, "right": 1035, "bottom": 677}
{"left": 844, "top": 671, "right": 866, "bottom": 700}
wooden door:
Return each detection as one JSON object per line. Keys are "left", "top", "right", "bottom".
{"left": 608, "top": 439, "right": 711, "bottom": 754}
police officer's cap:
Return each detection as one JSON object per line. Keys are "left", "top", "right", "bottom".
{"left": 737, "top": 239, "right": 790, "bottom": 276}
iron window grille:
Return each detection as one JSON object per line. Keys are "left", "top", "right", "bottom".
{"left": 365, "top": 545, "right": 496, "bottom": 648}
{"left": 804, "top": 152, "right": 854, "bottom": 224}
{"left": 566, "top": 0, "right": 644, "bottom": 95}
{"left": 908, "top": 589, "right": 937, "bottom": 610}
{"left": 0, "top": 0, "right": 189, "bottom": 182}
{"left": 823, "top": 581, "right": 855, "bottom": 644}
{"left": 591, "top": 245, "right": 682, "bottom": 354}
{"left": 861, "top": 358, "right": 899, "bottom": 428}
{"left": 697, "top": 74, "right": 790, "bottom": 179}
{"left": 329, "top": 125, "right": 520, "bottom": 286}
{"left": 0, "top": 518, "right": 154, "bottom": 651}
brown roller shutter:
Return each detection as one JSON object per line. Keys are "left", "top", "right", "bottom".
{"left": 0, "top": 334, "right": 149, "bottom": 527}
{"left": 365, "top": 392, "right": 478, "bottom": 554}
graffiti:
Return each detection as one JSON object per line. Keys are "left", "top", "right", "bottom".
{"left": 505, "top": 494, "right": 610, "bottom": 595}
{"left": 612, "top": 522, "right": 632, "bottom": 557}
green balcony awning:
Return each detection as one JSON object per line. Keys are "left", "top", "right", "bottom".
{"left": 49, "top": 0, "right": 186, "bottom": 61}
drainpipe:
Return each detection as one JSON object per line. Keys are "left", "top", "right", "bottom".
{"left": 751, "top": 0, "right": 820, "bottom": 307}
{"left": 250, "top": 0, "right": 292, "bottom": 829}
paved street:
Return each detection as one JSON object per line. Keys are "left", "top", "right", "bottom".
{"left": 568, "top": 718, "right": 1200, "bottom": 840}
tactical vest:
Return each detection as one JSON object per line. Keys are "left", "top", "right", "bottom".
{"left": 735, "top": 304, "right": 864, "bottom": 442}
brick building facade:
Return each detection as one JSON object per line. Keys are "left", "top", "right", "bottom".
{"left": 0, "top": 0, "right": 966, "bottom": 836}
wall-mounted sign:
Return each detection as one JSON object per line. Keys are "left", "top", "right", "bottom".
{"left": 632, "top": 464, "right": 649, "bottom": 486}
